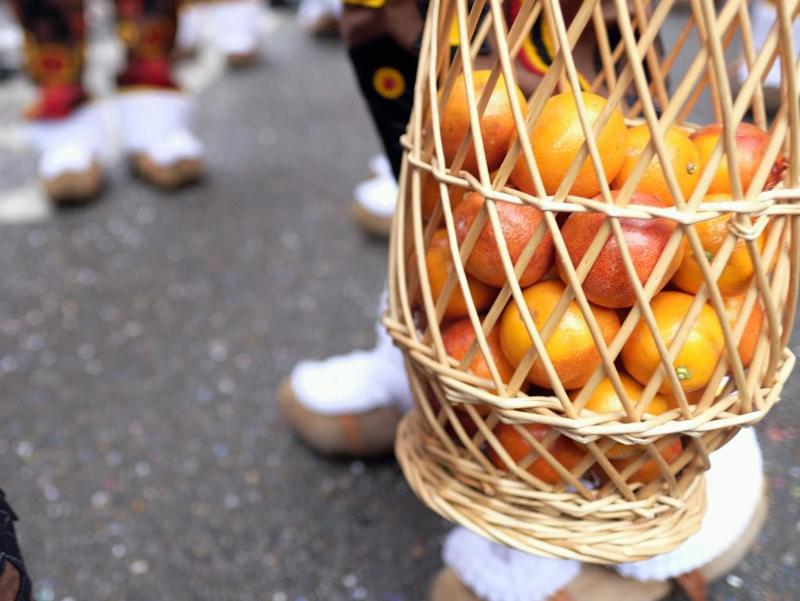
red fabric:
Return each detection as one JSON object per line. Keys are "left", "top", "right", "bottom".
{"left": 117, "top": 58, "right": 176, "bottom": 89}
{"left": 25, "top": 84, "right": 87, "bottom": 120}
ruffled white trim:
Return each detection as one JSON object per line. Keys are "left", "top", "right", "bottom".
{"left": 209, "top": 0, "right": 262, "bottom": 55}
{"left": 290, "top": 289, "right": 412, "bottom": 415}
{"left": 27, "top": 103, "right": 104, "bottom": 179}
{"left": 616, "top": 428, "right": 763, "bottom": 581}
{"left": 118, "top": 91, "right": 204, "bottom": 166}
{"left": 297, "top": 0, "right": 342, "bottom": 29}
{"left": 354, "top": 171, "right": 398, "bottom": 220}
{"left": 443, "top": 527, "right": 581, "bottom": 601}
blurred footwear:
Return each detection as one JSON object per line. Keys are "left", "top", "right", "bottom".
{"left": 352, "top": 157, "right": 397, "bottom": 237}
{"left": 119, "top": 91, "right": 205, "bottom": 190}
{"left": 278, "top": 377, "right": 402, "bottom": 457}
{"left": 297, "top": 0, "right": 341, "bottom": 36}
{"left": 278, "top": 312, "right": 411, "bottom": 457}
{"left": 209, "top": 0, "right": 263, "bottom": 68}
{"left": 27, "top": 101, "right": 105, "bottom": 206}
{"left": 175, "top": 2, "right": 202, "bottom": 61}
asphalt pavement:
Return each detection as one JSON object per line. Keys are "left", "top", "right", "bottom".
{"left": 0, "top": 8, "right": 797, "bottom": 601}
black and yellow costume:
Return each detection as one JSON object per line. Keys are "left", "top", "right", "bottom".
{"left": 11, "top": 0, "right": 181, "bottom": 119}
{"left": 341, "top": 0, "right": 641, "bottom": 177}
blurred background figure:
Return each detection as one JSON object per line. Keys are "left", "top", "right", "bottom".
{"left": 10, "top": 0, "right": 205, "bottom": 207}
{"left": 0, "top": 6, "right": 22, "bottom": 81}
{"left": 737, "top": 0, "right": 800, "bottom": 113}
{"left": 175, "top": 0, "right": 263, "bottom": 67}
{"left": 296, "top": 0, "right": 340, "bottom": 37}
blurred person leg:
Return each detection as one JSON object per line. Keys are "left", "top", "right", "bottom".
{"left": 277, "top": 2, "right": 423, "bottom": 456}
{"left": 175, "top": 0, "right": 203, "bottom": 60}
{"left": 278, "top": 1, "right": 634, "bottom": 454}
{"left": 0, "top": 490, "right": 32, "bottom": 601}
{"left": 116, "top": 0, "right": 205, "bottom": 189}
{"left": 206, "top": 0, "right": 263, "bottom": 67}
{"left": 175, "top": 0, "right": 263, "bottom": 67}
{"left": 277, "top": 0, "right": 633, "bottom": 453}
{"left": 342, "top": 0, "right": 421, "bottom": 237}
{"left": 737, "top": 0, "right": 800, "bottom": 114}
{"left": 297, "top": 0, "right": 341, "bottom": 37}
{"left": 11, "top": 0, "right": 104, "bottom": 205}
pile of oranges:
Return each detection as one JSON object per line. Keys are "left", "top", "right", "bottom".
{"left": 418, "top": 71, "right": 786, "bottom": 488}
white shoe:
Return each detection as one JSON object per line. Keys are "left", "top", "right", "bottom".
{"left": 297, "top": 0, "right": 341, "bottom": 36}
{"left": 175, "top": 3, "right": 203, "bottom": 59}
{"left": 352, "top": 168, "right": 398, "bottom": 237}
{"left": 208, "top": 0, "right": 263, "bottom": 66}
{"left": 118, "top": 91, "right": 205, "bottom": 189}
{"left": 278, "top": 295, "right": 412, "bottom": 456}
{"left": 26, "top": 102, "right": 105, "bottom": 205}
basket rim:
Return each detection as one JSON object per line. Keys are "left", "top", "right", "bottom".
{"left": 395, "top": 411, "right": 708, "bottom": 564}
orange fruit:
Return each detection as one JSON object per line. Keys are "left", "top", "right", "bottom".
{"left": 671, "top": 193, "right": 766, "bottom": 296}
{"left": 489, "top": 423, "right": 586, "bottom": 485}
{"left": 610, "top": 436, "right": 683, "bottom": 485}
{"left": 453, "top": 192, "right": 554, "bottom": 288}
{"left": 499, "top": 280, "right": 621, "bottom": 389}
{"left": 427, "top": 392, "right": 482, "bottom": 439}
{"left": 425, "top": 229, "right": 495, "bottom": 318}
{"left": 421, "top": 172, "right": 466, "bottom": 221}
{"left": 723, "top": 293, "right": 764, "bottom": 368}
{"left": 666, "top": 387, "right": 708, "bottom": 408}
{"left": 558, "top": 192, "right": 684, "bottom": 308}
{"left": 612, "top": 124, "right": 700, "bottom": 205}
{"left": 621, "top": 291, "right": 725, "bottom": 394}
{"left": 690, "top": 122, "right": 786, "bottom": 194}
{"left": 440, "top": 70, "right": 527, "bottom": 176}
{"left": 510, "top": 91, "right": 628, "bottom": 198}
{"left": 443, "top": 318, "right": 516, "bottom": 394}
{"left": 578, "top": 374, "right": 671, "bottom": 459}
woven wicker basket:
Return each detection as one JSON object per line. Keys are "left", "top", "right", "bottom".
{"left": 385, "top": 0, "right": 800, "bottom": 563}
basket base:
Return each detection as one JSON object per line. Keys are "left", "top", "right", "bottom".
{"left": 395, "top": 412, "right": 707, "bottom": 564}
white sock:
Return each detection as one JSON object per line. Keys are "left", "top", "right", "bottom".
{"left": 176, "top": 4, "right": 203, "bottom": 52}
{"left": 26, "top": 102, "right": 105, "bottom": 180}
{"left": 297, "top": 0, "right": 342, "bottom": 29}
{"left": 616, "top": 428, "right": 763, "bottom": 581}
{"left": 209, "top": 0, "right": 263, "bottom": 56}
{"left": 118, "top": 90, "right": 204, "bottom": 167}
{"left": 289, "top": 289, "right": 412, "bottom": 415}
{"left": 353, "top": 171, "right": 398, "bottom": 219}
{"left": 443, "top": 527, "right": 581, "bottom": 601}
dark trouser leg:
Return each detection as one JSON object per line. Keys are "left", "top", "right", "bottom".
{"left": 0, "top": 492, "right": 32, "bottom": 601}
{"left": 346, "top": 36, "right": 418, "bottom": 179}
{"left": 341, "top": 2, "right": 423, "bottom": 178}
{"left": 9, "top": 0, "right": 87, "bottom": 118}
{"left": 115, "top": 0, "right": 180, "bottom": 89}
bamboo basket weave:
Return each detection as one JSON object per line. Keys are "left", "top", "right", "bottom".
{"left": 385, "top": 0, "right": 800, "bottom": 563}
